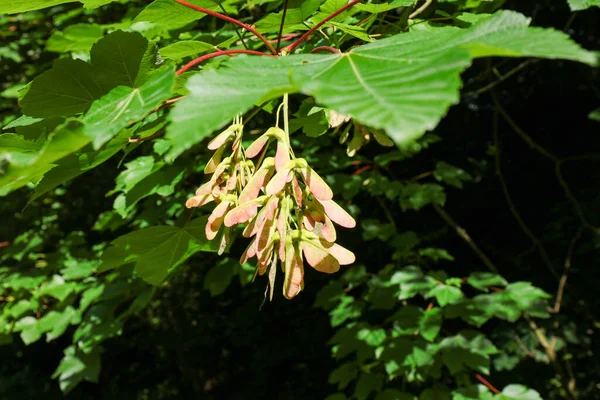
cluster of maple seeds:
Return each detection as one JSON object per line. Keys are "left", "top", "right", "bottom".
{"left": 186, "top": 118, "right": 356, "bottom": 299}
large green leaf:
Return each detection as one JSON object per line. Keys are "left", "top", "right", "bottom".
{"left": 255, "top": 0, "right": 321, "bottom": 33}
{"left": 82, "top": 65, "right": 176, "bottom": 148}
{"left": 0, "top": 120, "right": 90, "bottom": 195}
{"left": 27, "top": 130, "right": 131, "bottom": 204}
{"left": 21, "top": 31, "right": 158, "bottom": 118}
{"left": 20, "top": 58, "right": 104, "bottom": 118}
{"left": 568, "top": 0, "right": 600, "bottom": 10}
{"left": 133, "top": 0, "right": 221, "bottom": 35}
{"left": 159, "top": 41, "right": 215, "bottom": 60}
{"left": 46, "top": 24, "right": 105, "bottom": 54}
{"left": 0, "top": 0, "right": 118, "bottom": 14}
{"left": 166, "top": 11, "right": 598, "bottom": 160}
{"left": 89, "top": 30, "right": 151, "bottom": 89}
{"left": 52, "top": 345, "right": 101, "bottom": 394}
{"left": 98, "top": 216, "right": 218, "bottom": 285}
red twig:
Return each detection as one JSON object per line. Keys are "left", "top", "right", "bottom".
{"left": 310, "top": 46, "right": 340, "bottom": 54}
{"left": 353, "top": 164, "right": 372, "bottom": 176}
{"left": 268, "top": 33, "right": 300, "bottom": 43}
{"left": 176, "top": 49, "right": 274, "bottom": 75}
{"left": 284, "top": 0, "right": 362, "bottom": 53}
{"left": 0, "top": 241, "right": 9, "bottom": 249}
{"left": 129, "top": 130, "right": 166, "bottom": 143}
{"left": 173, "top": 0, "right": 277, "bottom": 54}
{"left": 152, "top": 96, "right": 186, "bottom": 114}
{"left": 475, "top": 374, "right": 501, "bottom": 394}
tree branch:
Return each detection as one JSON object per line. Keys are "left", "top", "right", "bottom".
{"left": 432, "top": 203, "right": 499, "bottom": 274}
{"left": 551, "top": 226, "right": 583, "bottom": 313}
{"left": 310, "top": 46, "right": 340, "bottom": 54}
{"left": 492, "top": 90, "right": 599, "bottom": 233}
{"left": 284, "top": 0, "right": 362, "bottom": 53}
{"left": 172, "top": 0, "right": 277, "bottom": 54}
{"left": 276, "top": 0, "right": 289, "bottom": 52}
{"left": 492, "top": 109, "right": 560, "bottom": 280}
{"left": 176, "top": 49, "right": 274, "bottom": 75}
{"left": 409, "top": 0, "right": 433, "bottom": 20}
{"left": 218, "top": 3, "right": 249, "bottom": 50}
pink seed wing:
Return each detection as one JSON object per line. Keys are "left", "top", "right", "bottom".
{"left": 276, "top": 210, "right": 287, "bottom": 261}
{"left": 186, "top": 194, "right": 213, "bottom": 208}
{"left": 239, "top": 162, "right": 274, "bottom": 204}
{"left": 245, "top": 134, "right": 270, "bottom": 158}
{"left": 207, "top": 128, "right": 234, "bottom": 150}
{"left": 283, "top": 240, "right": 304, "bottom": 299}
{"left": 266, "top": 168, "right": 292, "bottom": 196}
{"left": 264, "top": 195, "right": 280, "bottom": 220}
{"left": 224, "top": 202, "right": 259, "bottom": 227}
{"left": 240, "top": 238, "right": 257, "bottom": 264}
{"left": 257, "top": 242, "right": 274, "bottom": 275}
{"left": 204, "top": 146, "right": 226, "bottom": 174}
{"left": 318, "top": 216, "right": 336, "bottom": 243}
{"left": 218, "top": 227, "right": 229, "bottom": 256}
{"left": 256, "top": 218, "right": 275, "bottom": 258}
{"left": 291, "top": 176, "right": 303, "bottom": 208}
{"left": 300, "top": 239, "right": 340, "bottom": 274}
{"left": 319, "top": 199, "right": 356, "bottom": 228}
{"left": 225, "top": 169, "right": 237, "bottom": 191}
{"left": 275, "top": 141, "right": 290, "bottom": 172}
{"left": 206, "top": 201, "right": 231, "bottom": 240}
{"left": 195, "top": 181, "right": 213, "bottom": 196}
{"left": 300, "top": 167, "right": 333, "bottom": 201}
{"left": 320, "top": 240, "right": 355, "bottom": 265}
{"left": 243, "top": 205, "right": 269, "bottom": 238}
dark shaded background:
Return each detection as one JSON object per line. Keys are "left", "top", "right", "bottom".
{"left": 0, "top": 1, "right": 598, "bottom": 399}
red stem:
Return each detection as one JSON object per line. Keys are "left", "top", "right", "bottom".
{"left": 310, "top": 46, "right": 340, "bottom": 54}
{"left": 173, "top": 0, "right": 278, "bottom": 54}
{"left": 284, "top": 0, "right": 362, "bottom": 53}
{"left": 176, "top": 49, "right": 274, "bottom": 75}
{"left": 475, "top": 374, "right": 501, "bottom": 394}
{"left": 268, "top": 33, "right": 300, "bottom": 43}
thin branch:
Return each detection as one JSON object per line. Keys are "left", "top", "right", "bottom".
{"left": 464, "top": 60, "right": 533, "bottom": 97}
{"left": 409, "top": 0, "right": 433, "bottom": 20}
{"left": 492, "top": 90, "right": 599, "bottom": 233}
{"left": 554, "top": 161, "right": 597, "bottom": 232}
{"left": 173, "top": 0, "right": 277, "bottom": 54}
{"left": 276, "top": 0, "right": 289, "bottom": 52}
{"left": 551, "top": 227, "right": 583, "bottom": 313}
{"left": 176, "top": 49, "right": 274, "bottom": 75}
{"left": 494, "top": 95, "right": 557, "bottom": 161}
{"left": 268, "top": 33, "right": 300, "bottom": 44}
{"left": 284, "top": 0, "right": 362, "bottom": 53}
{"left": 218, "top": 3, "right": 249, "bottom": 50}
{"left": 492, "top": 109, "right": 560, "bottom": 280}
{"left": 410, "top": 170, "right": 434, "bottom": 181}
{"left": 152, "top": 96, "right": 185, "bottom": 113}
{"left": 375, "top": 196, "right": 397, "bottom": 232}
{"left": 129, "top": 130, "right": 165, "bottom": 143}
{"left": 432, "top": 203, "right": 499, "bottom": 274}
{"left": 524, "top": 314, "right": 578, "bottom": 400}
{"left": 0, "top": 241, "right": 9, "bottom": 248}
{"left": 475, "top": 374, "right": 501, "bottom": 395}
{"left": 310, "top": 46, "right": 340, "bottom": 54}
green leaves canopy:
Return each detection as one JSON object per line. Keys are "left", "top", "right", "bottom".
{"left": 567, "top": 0, "right": 600, "bottom": 10}
{"left": 0, "top": 0, "right": 118, "bottom": 14}
{"left": 99, "top": 217, "right": 218, "bottom": 285}
{"left": 166, "top": 11, "right": 598, "bottom": 160}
